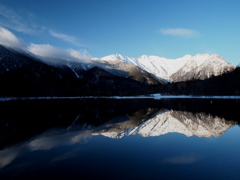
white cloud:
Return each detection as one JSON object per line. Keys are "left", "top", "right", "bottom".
{"left": 28, "top": 43, "right": 91, "bottom": 62}
{"left": 0, "top": 26, "right": 26, "bottom": 49}
{"left": 160, "top": 28, "right": 200, "bottom": 38}
{"left": 49, "top": 30, "right": 81, "bottom": 46}
{"left": 69, "top": 49, "right": 90, "bottom": 61}
{"left": 0, "top": 26, "right": 90, "bottom": 63}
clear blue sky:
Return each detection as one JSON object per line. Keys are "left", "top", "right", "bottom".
{"left": 0, "top": 0, "right": 239, "bottom": 64}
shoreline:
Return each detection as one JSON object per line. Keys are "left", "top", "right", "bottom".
{"left": 1, "top": 94, "right": 240, "bottom": 101}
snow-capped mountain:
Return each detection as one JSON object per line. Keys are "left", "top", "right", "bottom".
{"left": 0, "top": 43, "right": 238, "bottom": 96}
{"left": 100, "top": 54, "right": 235, "bottom": 82}
{"left": 0, "top": 44, "right": 164, "bottom": 87}
{"left": 170, "top": 54, "right": 235, "bottom": 82}
{"left": 0, "top": 44, "right": 153, "bottom": 96}
{"left": 93, "top": 109, "right": 236, "bottom": 138}
{"left": 92, "top": 59, "right": 165, "bottom": 85}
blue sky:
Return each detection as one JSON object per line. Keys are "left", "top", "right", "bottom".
{"left": 0, "top": 0, "right": 239, "bottom": 64}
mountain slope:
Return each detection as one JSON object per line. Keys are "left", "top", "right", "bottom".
{"left": 32, "top": 52, "right": 164, "bottom": 86}
{"left": 80, "top": 67, "right": 145, "bottom": 95}
{"left": 92, "top": 59, "right": 165, "bottom": 85}
{"left": 164, "top": 67, "right": 240, "bottom": 95}
{"left": 170, "top": 54, "right": 235, "bottom": 82}
{"left": 0, "top": 45, "right": 151, "bottom": 96}
{"left": 0, "top": 45, "right": 85, "bottom": 96}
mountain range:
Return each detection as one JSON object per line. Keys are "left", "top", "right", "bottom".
{"left": 99, "top": 53, "right": 235, "bottom": 82}
{"left": 0, "top": 44, "right": 239, "bottom": 96}
{"left": 0, "top": 44, "right": 157, "bottom": 96}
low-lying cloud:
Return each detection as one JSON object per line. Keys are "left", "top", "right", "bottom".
{"left": 28, "top": 44, "right": 91, "bottom": 62}
{"left": 0, "top": 26, "right": 91, "bottom": 62}
{"left": 160, "top": 28, "right": 200, "bottom": 38}
{"left": 0, "top": 26, "right": 26, "bottom": 49}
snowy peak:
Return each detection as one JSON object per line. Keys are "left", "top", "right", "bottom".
{"left": 170, "top": 53, "right": 235, "bottom": 82}
{"left": 182, "top": 54, "right": 192, "bottom": 59}
{"left": 191, "top": 53, "right": 225, "bottom": 64}
{"left": 101, "top": 54, "right": 133, "bottom": 61}
{"left": 99, "top": 53, "right": 235, "bottom": 82}
{"left": 100, "top": 54, "right": 138, "bottom": 66}
{"left": 138, "top": 55, "right": 163, "bottom": 61}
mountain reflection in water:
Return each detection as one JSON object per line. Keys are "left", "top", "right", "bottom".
{"left": 94, "top": 109, "right": 236, "bottom": 138}
{"left": 0, "top": 98, "right": 239, "bottom": 179}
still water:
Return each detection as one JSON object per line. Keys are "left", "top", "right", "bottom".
{"left": 0, "top": 98, "right": 239, "bottom": 179}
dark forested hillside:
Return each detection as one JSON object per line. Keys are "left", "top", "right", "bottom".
{"left": 153, "top": 67, "right": 240, "bottom": 95}
{"left": 0, "top": 45, "right": 162, "bottom": 97}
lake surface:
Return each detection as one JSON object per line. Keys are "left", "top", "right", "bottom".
{"left": 0, "top": 98, "right": 239, "bottom": 179}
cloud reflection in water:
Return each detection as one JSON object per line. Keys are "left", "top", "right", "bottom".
{"left": 0, "top": 130, "right": 92, "bottom": 168}
{"left": 163, "top": 154, "right": 203, "bottom": 164}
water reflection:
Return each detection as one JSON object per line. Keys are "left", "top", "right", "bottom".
{"left": 0, "top": 98, "right": 240, "bottom": 180}
{"left": 163, "top": 154, "right": 203, "bottom": 164}
{"left": 93, "top": 109, "right": 236, "bottom": 138}
{"left": 0, "top": 129, "right": 92, "bottom": 168}
{"left": 0, "top": 99, "right": 238, "bottom": 169}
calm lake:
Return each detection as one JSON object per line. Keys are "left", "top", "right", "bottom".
{"left": 0, "top": 98, "right": 239, "bottom": 179}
